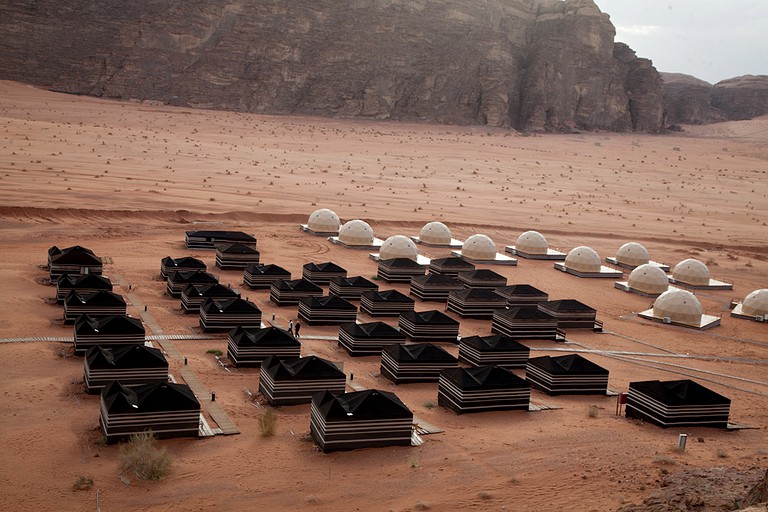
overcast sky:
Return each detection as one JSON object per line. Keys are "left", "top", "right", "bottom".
{"left": 592, "top": 1, "right": 768, "bottom": 84}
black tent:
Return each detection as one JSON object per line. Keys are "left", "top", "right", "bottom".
{"left": 538, "top": 299, "right": 599, "bottom": 330}
{"left": 359, "top": 289, "right": 415, "bottom": 317}
{"left": 491, "top": 307, "right": 564, "bottom": 341}
{"left": 329, "top": 276, "right": 379, "bottom": 300}
{"left": 410, "top": 273, "right": 463, "bottom": 301}
{"left": 447, "top": 288, "right": 507, "bottom": 318}
{"left": 494, "top": 284, "right": 549, "bottom": 308}
{"left": 269, "top": 278, "right": 324, "bottom": 306}
{"left": 215, "top": 243, "right": 260, "bottom": 270}
{"left": 56, "top": 273, "right": 113, "bottom": 304}
{"left": 160, "top": 256, "right": 206, "bottom": 279}
{"left": 526, "top": 354, "right": 609, "bottom": 395}
{"left": 100, "top": 381, "right": 200, "bottom": 443}
{"left": 302, "top": 261, "right": 347, "bottom": 285}
{"left": 64, "top": 290, "right": 127, "bottom": 324}
{"left": 398, "top": 310, "right": 460, "bottom": 343}
{"left": 227, "top": 326, "right": 300, "bottom": 367}
{"left": 310, "top": 389, "right": 413, "bottom": 452}
{"left": 377, "top": 258, "right": 427, "bottom": 283}
{"left": 428, "top": 257, "right": 475, "bottom": 277}
{"left": 48, "top": 245, "right": 102, "bottom": 280}
{"left": 185, "top": 230, "right": 256, "bottom": 250}
{"left": 166, "top": 270, "right": 219, "bottom": 297}
{"left": 74, "top": 314, "right": 145, "bottom": 353}
{"left": 259, "top": 355, "right": 346, "bottom": 405}
{"left": 380, "top": 343, "right": 459, "bottom": 383}
{"left": 457, "top": 269, "right": 507, "bottom": 289}
{"left": 458, "top": 334, "right": 530, "bottom": 369}
{"left": 298, "top": 295, "right": 358, "bottom": 325}
{"left": 243, "top": 263, "right": 291, "bottom": 290}
{"left": 180, "top": 283, "right": 239, "bottom": 313}
{"left": 199, "top": 297, "right": 262, "bottom": 332}
{"left": 626, "top": 379, "right": 731, "bottom": 428}
{"left": 84, "top": 345, "right": 168, "bottom": 393}
{"left": 438, "top": 366, "right": 531, "bottom": 414}
{"left": 338, "top": 321, "right": 406, "bottom": 356}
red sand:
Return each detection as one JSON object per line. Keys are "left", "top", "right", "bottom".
{"left": 0, "top": 81, "right": 766, "bottom": 511}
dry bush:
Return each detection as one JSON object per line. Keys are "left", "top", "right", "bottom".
{"left": 260, "top": 408, "right": 277, "bottom": 437}
{"left": 119, "top": 432, "right": 171, "bottom": 481}
{"left": 586, "top": 405, "right": 599, "bottom": 418}
{"left": 72, "top": 475, "right": 94, "bottom": 491}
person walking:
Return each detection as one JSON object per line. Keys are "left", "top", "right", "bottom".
{"left": 288, "top": 319, "right": 293, "bottom": 336}
{"left": 294, "top": 321, "right": 301, "bottom": 338}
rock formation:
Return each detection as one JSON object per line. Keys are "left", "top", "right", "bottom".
{"left": 662, "top": 73, "right": 768, "bottom": 125}
{"left": 0, "top": 0, "right": 664, "bottom": 132}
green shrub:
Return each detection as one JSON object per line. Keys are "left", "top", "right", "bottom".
{"left": 206, "top": 349, "right": 223, "bottom": 357}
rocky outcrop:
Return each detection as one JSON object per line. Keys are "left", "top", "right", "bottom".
{"left": 712, "top": 75, "right": 768, "bottom": 121}
{"left": 0, "top": 0, "right": 664, "bottom": 132}
{"left": 662, "top": 73, "right": 768, "bottom": 125}
{"left": 661, "top": 73, "right": 725, "bottom": 125}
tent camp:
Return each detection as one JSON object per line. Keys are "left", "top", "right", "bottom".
{"left": 310, "top": 389, "right": 413, "bottom": 452}
{"left": 180, "top": 283, "right": 239, "bottom": 313}
{"left": 64, "top": 290, "right": 127, "bottom": 324}
{"left": 166, "top": 270, "right": 219, "bottom": 297}
{"left": 48, "top": 245, "right": 103, "bottom": 280}
{"left": 160, "top": 256, "right": 206, "bottom": 279}
{"left": 56, "top": 273, "right": 113, "bottom": 304}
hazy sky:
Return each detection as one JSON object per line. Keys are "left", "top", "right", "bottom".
{"left": 592, "top": 1, "right": 768, "bottom": 84}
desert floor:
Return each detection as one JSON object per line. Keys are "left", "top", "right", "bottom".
{"left": 0, "top": 80, "right": 766, "bottom": 511}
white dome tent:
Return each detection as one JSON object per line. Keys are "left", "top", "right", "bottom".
{"left": 379, "top": 235, "right": 419, "bottom": 261}
{"left": 555, "top": 246, "right": 622, "bottom": 278}
{"left": 412, "top": 222, "right": 461, "bottom": 248}
{"left": 615, "top": 264, "right": 670, "bottom": 297}
{"left": 452, "top": 234, "right": 517, "bottom": 266}
{"left": 606, "top": 242, "right": 670, "bottom": 271}
{"left": 638, "top": 289, "right": 720, "bottom": 330}
{"left": 669, "top": 258, "right": 732, "bottom": 290}
{"left": 300, "top": 208, "right": 341, "bottom": 236}
{"left": 505, "top": 230, "right": 566, "bottom": 260}
{"left": 731, "top": 289, "right": 768, "bottom": 322}
{"left": 330, "top": 219, "right": 383, "bottom": 249}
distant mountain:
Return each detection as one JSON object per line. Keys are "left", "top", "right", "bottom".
{"left": 662, "top": 73, "right": 768, "bottom": 125}
{"left": 0, "top": 0, "right": 665, "bottom": 132}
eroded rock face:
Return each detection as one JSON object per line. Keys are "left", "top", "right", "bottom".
{"left": 712, "top": 75, "right": 768, "bottom": 121}
{"left": 661, "top": 73, "right": 768, "bottom": 125}
{"left": 0, "top": 0, "right": 664, "bottom": 132}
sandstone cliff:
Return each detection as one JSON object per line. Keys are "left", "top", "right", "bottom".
{"left": 0, "top": 0, "right": 664, "bottom": 132}
{"left": 662, "top": 73, "right": 768, "bottom": 125}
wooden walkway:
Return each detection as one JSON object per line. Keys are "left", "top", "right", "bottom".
{"left": 180, "top": 366, "right": 240, "bottom": 435}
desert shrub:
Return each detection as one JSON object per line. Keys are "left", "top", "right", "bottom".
{"left": 423, "top": 400, "right": 435, "bottom": 409}
{"left": 206, "top": 349, "right": 223, "bottom": 357}
{"left": 119, "top": 432, "right": 171, "bottom": 481}
{"left": 260, "top": 408, "right": 277, "bottom": 437}
{"left": 72, "top": 475, "right": 94, "bottom": 491}
{"left": 586, "top": 405, "right": 599, "bottom": 418}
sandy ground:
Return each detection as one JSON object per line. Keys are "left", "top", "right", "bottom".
{"left": 0, "top": 80, "right": 766, "bottom": 511}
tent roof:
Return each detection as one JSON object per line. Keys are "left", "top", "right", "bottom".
{"left": 65, "top": 290, "right": 126, "bottom": 307}
{"left": 361, "top": 289, "right": 414, "bottom": 303}
{"left": 381, "top": 343, "right": 456, "bottom": 362}
{"left": 540, "top": 299, "right": 595, "bottom": 312}
{"left": 182, "top": 283, "right": 238, "bottom": 298}
{"left": 85, "top": 345, "right": 167, "bottom": 369}
{"left": 300, "top": 295, "right": 356, "bottom": 310}
{"left": 276, "top": 279, "right": 323, "bottom": 292}
{"left": 340, "top": 321, "right": 402, "bottom": 337}
{"left": 313, "top": 389, "right": 412, "bottom": 421}
{"left": 450, "top": 289, "right": 505, "bottom": 300}
{"left": 262, "top": 355, "right": 345, "bottom": 380}
{"left": 527, "top": 354, "right": 608, "bottom": 375}
{"left": 75, "top": 314, "right": 144, "bottom": 335}
{"left": 440, "top": 365, "right": 527, "bottom": 389}
{"left": 244, "top": 263, "right": 290, "bottom": 275}
{"left": 218, "top": 243, "right": 259, "bottom": 254}
{"left": 201, "top": 297, "right": 261, "bottom": 314}
{"left": 101, "top": 381, "right": 199, "bottom": 413}
{"left": 167, "top": 270, "right": 218, "bottom": 284}
{"left": 185, "top": 230, "right": 256, "bottom": 242}
{"left": 429, "top": 257, "right": 475, "bottom": 269}
{"left": 496, "top": 307, "right": 555, "bottom": 320}
{"left": 331, "top": 276, "right": 377, "bottom": 287}
{"left": 411, "top": 274, "right": 460, "bottom": 285}
{"left": 49, "top": 245, "right": 101, "bottom": 265}
{"left": 629, "top": 379, "right": 730, "bottom": 406}
{"left": 229, "top": 326, "right": 299, "bottom": 346}
{"left": 57, "top": 273, "right": 112, "bottom": 288}
{"left": 400, "top": 309, "right": 459, "bottom": 325}
{"left": 303, "top": 261, "right": 346, "bottom": 273}
{"left": 379, "top": 257, "right": 423, "bottom": 268}
{"left": 460, "top": 334, "right": 528, "bottom": 351}
{"left": 495, "top": 284, "right": 547, "bottom": 296}
{"left": 458, "top": 269, "right": 505, "bottom": 280}
{"left": 161, "top": 256, "right": 206, "bottom": 268}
